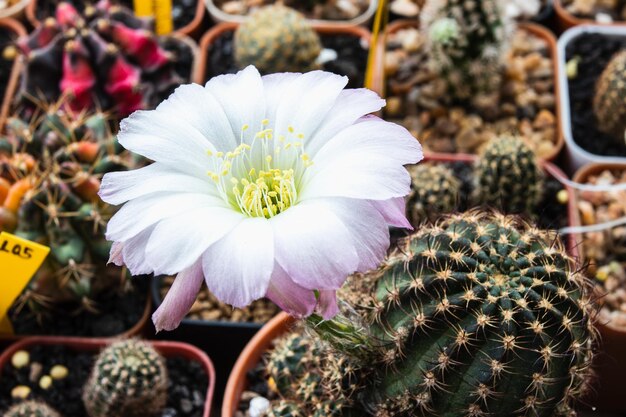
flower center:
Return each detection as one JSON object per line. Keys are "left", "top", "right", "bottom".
{"left": 207, "top": 120, "right": 313, "bottom": 218}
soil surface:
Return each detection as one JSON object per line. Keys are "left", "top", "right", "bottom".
{"left": 0, "top": 344, "right": 208, "bottom": 417}
{"left": 214, "top": 0, "right": 370, "bottom": 21}
{"left": 565, "top": 32, "right": 626, "bottom": 157}
{"left": 562, "top": 0, "right": 626, "bottom": 22}
{"left": 204, "top": 31, "right": 368, "bottom": 89}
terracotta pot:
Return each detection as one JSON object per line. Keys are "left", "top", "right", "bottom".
{"left": 222, "top": 157, "right": 580, "bottom": 417}
{"left": 572, "top": 162, "right": 626, "bottom": 413}
{"left": 0, "top": 336, "right": 215, "bottom": 417}
{"left": 554, "top": 0, "right": 626, "bottom": 31}
{"left": 0, "top": 18, "right": 25, "bottom": 132}
{"left": 195, "top": 21, "right": 371, "bottom": 84}
{"left": 27, "top": 0, "right": 206, "bottom": 38}
{"left": 205, "top": 0, "right": 378, "bottom": 27}
{"left": 371, "top": 19, "right": 564, "bottom": 163}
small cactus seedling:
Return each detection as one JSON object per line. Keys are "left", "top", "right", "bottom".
{"left": 82, "top": 339, "right": 168, "bottom": 417}
{"left": 0, "top": 100, "right": 139, "bottom": 321}
{"left": 3, "top": 401, "right": 62, "bottom": 417}
{"left": 16, "top": 1, "right": 187, "bottom": 116}
{"left": 421, "top": 0, "right": 511, "bottom": 101}
{"left": 234, "top": 5, "right": 322, "bottom": 74}
{"left": 407, "top": 162, "right": 460, "bottom": 225}
{"left": 593, "top": 50, "right": 626, "bottom": 142}
{"left": 473, "top": 135, "right": 543, "bottom": 215}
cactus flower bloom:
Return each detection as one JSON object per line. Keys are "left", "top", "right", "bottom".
{"left": 99, "top": 66, "right": 422, "bottom": 331}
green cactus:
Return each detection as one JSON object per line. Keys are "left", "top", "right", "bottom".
{"left": 421, "top": 0, "right": 510, "bottom": 101}
{"left": 473, "top": 135, "right": 543, "bottom": 215}
{"left": 82, "top": 339, "right": 168, "bottom": 417}
{"left": 263, "top": 400, "right": 304, "bottom": 417}
{"left": 234, "top": 5, "right": 322, "bottom": 74}
{"left": 407, "top": 163, "right": 460, "bottom": 226}
{"left": 0, "top": 100, "right": 139, "bottom": 322}
{"left": 593, "top": 50, "right": 626, "bottom": 141}
{"left": 3, "top": 401, "right": 62, "bottom": 417}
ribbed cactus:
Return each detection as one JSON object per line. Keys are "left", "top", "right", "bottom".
{"left": 0, "top": 101, "right": 138, "bottom": 320}
{"left": 3, "top": 401, "right": 62, "bottom": 417}
{"left": 16, "top": 1, "right": 187, "bottom": 116}
{"left": 421, "top": 0, "right": 510, "bottom": 100}
{"left": 234, "top": 5, "right": 322, "bottom": 74}
{"left": 473, "top": 135, "right": 543, "bottom": 215}
{"left": 407, "top": 163, "right": 460, "bottom": 225}
{"left": 82, "top": 339, "right": 168, "bottom": 417}
{"left": 593, "top": 50, "right": 626, "bottom": 141}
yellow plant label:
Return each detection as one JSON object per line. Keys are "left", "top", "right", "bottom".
{"left": 0, "top": 232, "right": 50, "bottom": 334}
{"left": 133, "top": 0, "right": 174, "bottom": 35}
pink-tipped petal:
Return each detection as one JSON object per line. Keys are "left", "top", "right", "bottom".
{"left": 316, "top": 290, "right": 339, "bottom": 319}
{"left": 119, "top": 225, "right": 155, "bottom": 275}
{"left": 266, "top": 263, "right": 316, "bottom": 318}
{"left": 108, "top": 241, "right": 124, "bottom": 266}
{"left": 152, "top": 260, "right": 204, "bottom": 332}
{"left": 370, "top": 197, "right": 413, "bottom": 229}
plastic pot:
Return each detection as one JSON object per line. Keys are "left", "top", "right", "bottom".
{"left": 205, "top": 0, "right": 378, "bottom": 27}
{"left": 372, "top": 20, "right": 564, "bottom": 162}
{"left": 0, "top": 18, "right": 24, "bottom": 132}
{"left": 571, "top": 162, "right": 626, "bottom": 413}
{"left": 0, "top": 336, "right": 215, "bottom": 417}
{"left": 555, "top": 0, "right": 626, "bottom": 31}
{"left": 194, "top": 21, "right": 371, "bottom": 84}
{"left": 557, "top": 25, "right": 626, "bottom": 173}
{"left": 26, "top": 0, "right": 206, "bottom": 38}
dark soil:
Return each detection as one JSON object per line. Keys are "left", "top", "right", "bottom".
{"left": 8, "top": 278, "right": 149, "bottom": 337}
{"left": 0, "top": 28, "right": 17, "bottom": 103}
{"left": 205, "top": 31, "right": 368, "bottom": 89}
{"left": 0, "top": 344, "right": 208, "bottom": 417}
{"left": 36, "top": 0, "right": 197, "bottom": 31}
{"left": 566, "top": 32, "right": 626, "bottom": 157}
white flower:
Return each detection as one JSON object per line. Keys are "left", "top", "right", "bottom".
{"left": 99, "top": 66, "right": 422, "bottom": 331}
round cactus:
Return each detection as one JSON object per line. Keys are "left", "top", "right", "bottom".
{"left": 366, "top": 211, "right": 594, "bottom": 416}
{"left": 3, "top": 401, "right": 62, "bottom": 417}
{"left": 234, "top": 5, "right": 322, "bottom": 74}
{"left": 473, "top": 135, "right": 543, "bottom": 215}
{"left": 263, "top": 400, "right": 304, "bottom": 417}
{"left": 82, "top": 339, "right": 168, "bottom": 417}
{"left": 593, "top": 50, "right": 626, "bottom": 142}
{"left": 407, "top": 163, "right": 460, "bottom": 225}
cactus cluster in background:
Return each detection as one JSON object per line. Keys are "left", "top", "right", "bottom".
{"left": 262, "top": 211, "right": 595, "bottom": 417}
{"left": 473, "top": 135, "right": 543, "bottom": 215}
{"left": 83, "top": 339, "right": 167, "bottom": 417}
{"left": 16, "top": 0, "right": 187, "bottom": 117}
{"left": 421, "top": 0, "right": 511, "bottom": 101}
{"left": 0, "top": 100, "right": 138, "bottom": 321}
{"left": 234, "top": 5, "right": 322, "bottom": 74}
{"left": 407, "top": 163, "right": 460, "bottom": 225}
{"left": 593, "top": 50, "right": 626, "bottom": 142}
{"left": 3, "top": 401, "right": 62, "bottom": 417}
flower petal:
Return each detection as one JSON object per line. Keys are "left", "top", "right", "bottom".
{"left": 316, "top": 290, "right": 339, "bottom": 319}
{"left": 266, "top": 262, "right": 316, "bottom": 318}
{"left": 369, "top": 197, "right": 413, "bottom": 229}
{"left": 99, "top": 163, "right": 218, "bottom": 206}
{"left": 306, "top": 88, "right": 386, "bottom": 157}
{"left": 202, "top": 217, "right": 274, "bottom": 308}
{"left": 271, "top": 199, "right": 359, "bottom": 290}
{"left": 261, "top": 72, "right": 302, "bottom": 124}
{"left": 299, "top": 118, "right": 422, "bottom": 201}
{"left": 106, "top": 193, "right": 226, "bottom": 242}
{"left": 152, "top": 259, "right": 204, "bottom": 332}
{"left": 205, "top": 66, "right": 266, "bottom": 137}
{"left": 118, "top": 225, "right": 156, "bottom": 275}
{"left": 145, "top": 206, "right": 244, "bottom": 275}
{"left": 273, "top": 71, "right": 347, "bottom": 140}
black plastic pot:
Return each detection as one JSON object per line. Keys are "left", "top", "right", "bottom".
{"left": 532, "top": 0, "right": 557, "bottom": 33}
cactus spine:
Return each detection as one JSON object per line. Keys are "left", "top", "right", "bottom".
{"left": 407, "top": 163, "right": 460, "bottom": 225}
{"left": 2, "top": 401, "right": 62, "bottom": 417}
{"left": 234, "top": 5, "right": 322, "bottom": 74}
{"left": 82, "top": 339, "right": 168, "bottom": 417}
{"left": 473, "top": 135, "right": 543, "bottom": 215}
{"left": 593, "top": 50, "right": 626, "bottom": 142}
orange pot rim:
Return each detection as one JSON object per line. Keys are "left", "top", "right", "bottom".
{"left": 554, "top": 0, "right": 626, "bottom": 30}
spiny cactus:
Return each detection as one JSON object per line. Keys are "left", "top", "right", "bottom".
{"left": 407, "top": 163, "right": 460, "bottom": 226}
{"left": 593, "top": 50, "right": 626, "bottom": 142}
{"left": 0, "top": 100, "right": 138, "bottom": 321}
{"left": 234, "top": 5, "right": 322, "bottom": 74}
{"left": 83, "top": 339, "right": 168, "bottom": 417}
{"left": 16, "top": 0, "right": 187, "bottom": 117}
{"left": 421, "top": 0, "right": 511, "bottom": 101}
{"left": 3, "top": 401, "right": 62, "bottom": 417}
{"left": 473, "top": 135, "right": 543, "bottom": 215}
